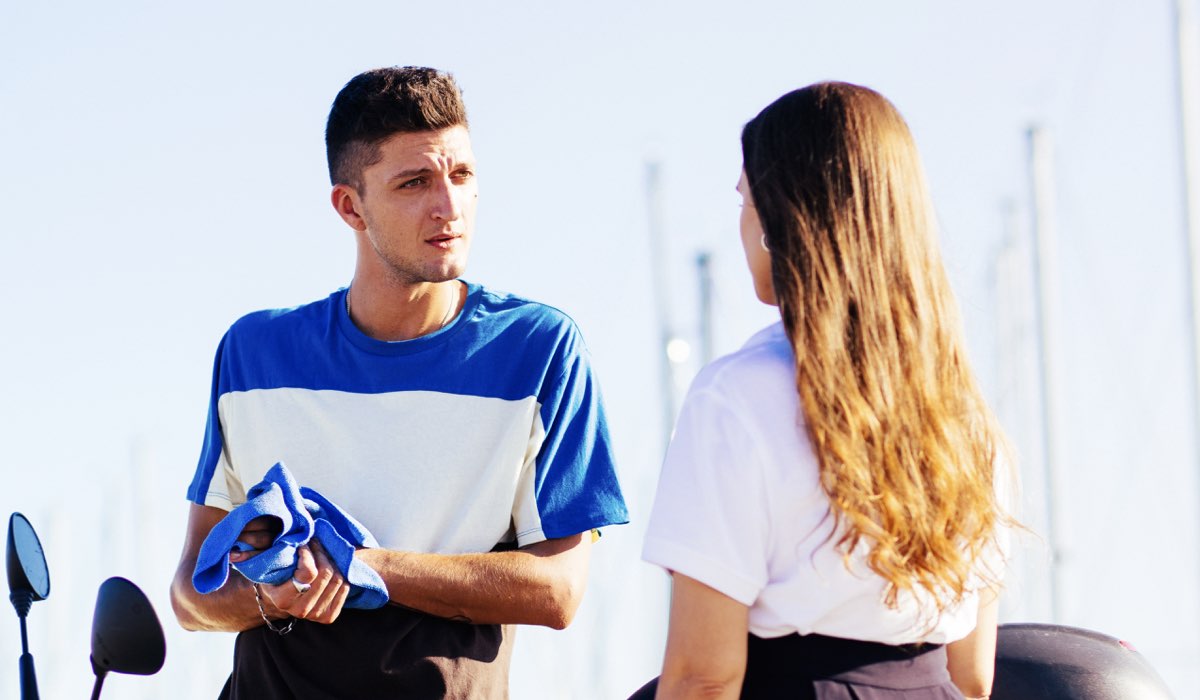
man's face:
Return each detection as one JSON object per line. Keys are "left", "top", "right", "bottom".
{"left": 347, "top": 125, "right": 477, "bottom": 285}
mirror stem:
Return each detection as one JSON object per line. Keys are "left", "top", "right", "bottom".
{"left": 19, "top": 648, "right": 39, "bottom": 700}
{"left": 18, "top": 613, "right": 29, "bottom": 655}
{"left": 90, "top": 669, "right": 107, "bottom": 700}
{"left": 11, "top": 593, "right": 38, "bottom": 700}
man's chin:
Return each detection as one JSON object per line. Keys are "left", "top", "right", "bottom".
{"left": 383, "top": 258, "right": 468, "bottom": 286}
{"left": 430, "top": 260, "right": 468, "bottom": 283}
{"left": 426, "top": 271, "right": 464, "bottom": 284}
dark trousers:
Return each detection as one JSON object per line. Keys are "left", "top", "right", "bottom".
{"left": 628, "top": 633, "right": 963, "bottom": 699}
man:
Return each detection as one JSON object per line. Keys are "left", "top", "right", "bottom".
{"left": 169, "top": 66, "right": 628, "bottom": 699}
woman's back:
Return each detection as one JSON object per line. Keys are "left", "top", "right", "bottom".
{"left": 641, "top": 81, "right": 1009, "bottom": 700}
{"left": 644, "top": 322, "right": 995, "bottom": 646}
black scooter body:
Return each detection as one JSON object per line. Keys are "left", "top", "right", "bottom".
{"left": 993, "top": 623, "right": 1175, "bottom": 699}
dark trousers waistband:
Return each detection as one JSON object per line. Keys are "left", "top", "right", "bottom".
{"left": 743, "top": 633, "right": 952, "bottom": 693}
{"left": 624, "top": 634, "right": 957, "bottom": 700}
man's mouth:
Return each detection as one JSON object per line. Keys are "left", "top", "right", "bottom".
{"left": 427, "top": 234, "right": 461, "bottom": 250}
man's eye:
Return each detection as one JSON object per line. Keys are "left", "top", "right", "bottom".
{"left": 399, "top": 178, "right": 424, "bottom": 189}
{"left": 453, "top": 169, "right": 474, "bottom": 181}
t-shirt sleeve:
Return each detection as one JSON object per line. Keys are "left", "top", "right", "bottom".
{"left": 976, "top": 447, "right": 1018, "bottom": 586}
{"left": 185, "top": 332, "right": 238, "bottom": 511}
{"left": 513, "top": 324, "right": 628, "bottom": 546}
{"left": 642, "top": 384, "right": 769, "bottom": 607}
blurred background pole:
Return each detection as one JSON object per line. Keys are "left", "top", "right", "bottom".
{"left": 646, "top": 161, "right": 678, "bottom": 453}
{"left": 696, "top": 252, "right": 714, "bottom": 366}
{"left": 1174, "top": 0, "right": 1200, "bottom": 641}
{"left": 1028, "top": 125, "right": 1063, "bottom": 623}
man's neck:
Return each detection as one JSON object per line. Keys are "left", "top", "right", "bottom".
{"left": 346, "top": 279, "right": 463, "bottom": 342}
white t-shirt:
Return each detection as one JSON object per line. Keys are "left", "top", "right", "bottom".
{"left": 642, "top": 322, "right": 1002, "bottom": 644}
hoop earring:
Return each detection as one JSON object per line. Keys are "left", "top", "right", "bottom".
{"left": 760, "top": 235, "right": 770, "bottom": 252}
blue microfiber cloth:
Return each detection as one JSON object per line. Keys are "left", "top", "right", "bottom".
{"left": 192, "top": 462, "right": 389, "bottom": 609}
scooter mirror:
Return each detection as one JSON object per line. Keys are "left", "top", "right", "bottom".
{"left": 90, "top": 577, "right": 165, "bottom": 677}
{"left": 6, "top": 513, "right": 50, "bottom": 602}
{"left": 7, "top": 512, "right": 49, "bottom": 700}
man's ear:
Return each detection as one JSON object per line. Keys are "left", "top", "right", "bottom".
{"left": 331, "top": 183, "right": 367, "bottom": 231}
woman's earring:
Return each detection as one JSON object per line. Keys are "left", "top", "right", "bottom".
{"left": 760, "top": 235, "right": 770, "bottom": 252}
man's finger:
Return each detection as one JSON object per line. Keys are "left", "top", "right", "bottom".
{"left": 308, "top": 572, "right": 349, "bottom": 623}
{"left": 258, "top": 545, "right": 318, "bottom": 612}
{"left": 236, "top": 532, "right": 275, "bottom": 551}
{"left": 236, "top": 515, "right": 283, "bottom": 552}
{"left": 322, "top": 580, "right": 351, "bottom": 624}
{"left": 301, "top": 541, "right": 349, "bottom": 623}
{"left": 293, "top": 544, "right": 319, "bottom": 587}
{"left": 228, "top": 549, "right": 258, "bottom": 564}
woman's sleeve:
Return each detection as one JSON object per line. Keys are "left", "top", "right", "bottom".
{"left": 641, "top": 384, "right": 770, "bottom": 607}
{"left": 979, "top": 447, "right": 1019, "bottom": 584}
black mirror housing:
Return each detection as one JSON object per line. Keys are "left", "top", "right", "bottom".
{"left": 90, "top": 577, "right": 166, "bottom": 677}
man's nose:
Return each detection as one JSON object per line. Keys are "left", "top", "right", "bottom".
{"left": 430, "top": 180, "right": 463, "bottom": 222}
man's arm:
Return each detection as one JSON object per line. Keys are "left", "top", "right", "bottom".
{"left": 356, "top": 531, "right": 592, "bottom": 629}
{"left": 173, "top": 500, "right": 594, "bottom": 631}
{"left": 169, "top": 503, "right": 350, "bottom": 632}
{"left": 946, "top": 586, "right": 1000, "bottom": 700}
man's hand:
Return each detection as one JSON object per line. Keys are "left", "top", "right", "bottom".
{"left": 228, "top": 515, "right": 282, "bottom": 557}
{"left": 174, "top": 503, "right": 593, "bottom": 632}
{"left": 227, "top": 530, "right": 350, "bottom": 625}
{"left": 256, "top": 540, "right": 351, "bottom": 625}
{"left": 171, "top": 504, "right": 351, "bottom": 632}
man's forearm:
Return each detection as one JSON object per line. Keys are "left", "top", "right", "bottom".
{"left": 171, "top": 503, "right": 277, "bottom": 633}
{"left": 357, "top": 532, "right": 590, "bottom": 629}
{"left": 170, "top": 565, "right": 274, "bottom": 633}
{"left": 172, "top": 539, "right": 351, "bottom": 632}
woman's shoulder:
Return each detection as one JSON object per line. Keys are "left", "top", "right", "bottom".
{"left": 692, "top": 322, "right": 794, "bottom": 399}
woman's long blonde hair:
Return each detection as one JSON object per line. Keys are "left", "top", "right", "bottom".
{"left": 742, "top": 82, "right": 1010, "bottom": 613}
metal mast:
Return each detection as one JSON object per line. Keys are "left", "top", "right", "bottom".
{"left": 696, "top": 252, "right": 714, "bottom": 366}
{"left": 1173, "top": 0, "right": 1200, "bottom": 641}
{"left": 646, "top": 162, "right": 678, "bottom": 451}
{"left": 1027, "top": 125, "right": 1063, "bottom": 623}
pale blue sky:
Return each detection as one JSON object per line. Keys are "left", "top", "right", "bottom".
{"left": 1, "top": 1, "right": 1195, "bottom": 697}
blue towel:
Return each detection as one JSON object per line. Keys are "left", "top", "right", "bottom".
{"left": 192, "top": 462, "right": 389, "bottom": 610}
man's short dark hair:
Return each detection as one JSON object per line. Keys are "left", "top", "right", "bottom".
{"left": 325, "top": 66, "right": 468, "bottom": 189}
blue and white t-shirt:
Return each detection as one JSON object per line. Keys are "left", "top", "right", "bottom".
{"left": 187, "top": 282, "right": 628, "bottom": 554}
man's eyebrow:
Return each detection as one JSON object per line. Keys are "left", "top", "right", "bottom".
{"left": 386, "top": 167, "right": 432, "bottom": 183}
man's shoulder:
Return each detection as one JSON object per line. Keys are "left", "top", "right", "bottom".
{"left": 471, "top": 284, "right": 582, "bottom": 344}
{"left": 225, "top": 291, "right": 339, "bottom": 342}
{"left": 475, "top": 285, "right": 574, "bottom": 327}
{"left": 462, "top": 284, "right": 596, "bottom": 388}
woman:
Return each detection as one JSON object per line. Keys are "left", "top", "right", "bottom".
{"left": 638, "top": 82, "right": 1012, "bottom": 700}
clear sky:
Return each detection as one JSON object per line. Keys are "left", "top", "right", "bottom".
{"left": 1, "top": 1, "right": 1196, "bottom": 697}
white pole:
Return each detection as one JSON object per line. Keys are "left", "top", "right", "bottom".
{"left": 646, "top": 162, "right": 678, "bottom": 452}
{"left": 1027, "top": 125, "right": 1064, "bottom": 623}
{"left": 696, "top": 252, "right": 714, "bottom": 366}
{"left": 1173, "top": 0, "right": 1200, "bottom": 646}
{"left": 1177, "top": 1, "right": 1200, "bottom": 297}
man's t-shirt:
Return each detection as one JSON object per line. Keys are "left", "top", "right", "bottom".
{"left": 187, "top": 282, "right": 628, "bottom": 699}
